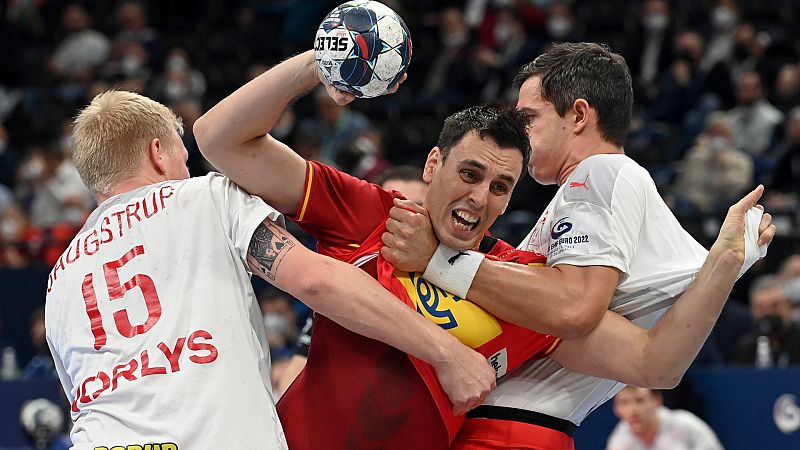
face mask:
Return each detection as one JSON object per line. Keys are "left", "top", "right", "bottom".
{"left": 0, "top": 217, "right": 21, "bottom": 240}
{"left": 712, "top": 6, "right": 736, "bottom": 30}
{"left": 264, "top": 313, "right": 289, "bottom": 336}
{"left": 643, "top": 14, "right": 668, "bottom": 32}
{"left": 164, "top": 80, "right": 187, "bottom": 100}
{"left": 733, "top": 43, "right": 750, "bottom": 60}
{"left": 20, "top": 158, "right": 44, "bottom": 181}
{"left": 166, "top": 56, "right": 188, "bottom": 72}
{"left": 494, "top": 23, "right": 514, "bottom": 45}
{"left": 121, "top": 54, "right": 143, "bottom": 75}
{"left": 547, "top": 15, "right": 572, "bottom": 39}
{"left": 709, "top": 136, "right": 728, "bottom": 151}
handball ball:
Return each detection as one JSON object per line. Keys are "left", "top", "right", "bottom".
{"left": 315, "top": 0, "right": 412, "bottom": 98}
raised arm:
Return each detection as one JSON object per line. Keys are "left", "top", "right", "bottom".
{"left": 193, "top": 51, "right": 351, "bottom": 214}
{"left": 247, "top": 218, "right": 496, "bottom": 415}
{"left": 549, "top": 186, "right": 775, "bottom": 388}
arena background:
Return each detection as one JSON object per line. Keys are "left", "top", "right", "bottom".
{"left": 0, "top": 0, "right": 798, "bottom": 448}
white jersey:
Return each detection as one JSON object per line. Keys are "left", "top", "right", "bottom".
{"left": 606, "top": 406, "right": 724, "bottom": 450}
{"left": 484, "top": 154, "right": 708, "bottom": 425}
{"left": 45, "top": 173, "right": 288, "bottom": 450}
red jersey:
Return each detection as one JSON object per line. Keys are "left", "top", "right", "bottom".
{"left": 277, "top": 161, "right": 559, "bottom": 449}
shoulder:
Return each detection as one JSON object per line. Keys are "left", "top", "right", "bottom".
{"left": 561, "top": 154, "right": 651, "bottom": 208}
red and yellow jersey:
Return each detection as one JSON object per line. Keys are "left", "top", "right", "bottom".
{"left": 277, "top": 161, "right": 559, "bottom": 450}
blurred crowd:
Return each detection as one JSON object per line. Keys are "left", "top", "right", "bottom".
{"left": 1, "top": 0, "right": 800, "bottom": 394}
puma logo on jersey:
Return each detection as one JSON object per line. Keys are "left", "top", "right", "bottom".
{"left": 569, "top": 174, "right": 589, "bottom": 190}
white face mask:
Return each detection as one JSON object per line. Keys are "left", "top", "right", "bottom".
{"left": 712, "top": 6, "right": 736, "bottom": 30}
{"left": 547, "top": 15, "right": 572, "bottom": 39}
{"left": 121, "top": 54, "right": 143, "bottom": 75}
{"left": 20, "top": 158, "right": 45, "bottom": 181}
{"left": 494, "top": 23, "right": 514, "bottom": 45}
{"left": 709, "top": 136, "right": 728, "bottom": 151}
{"left": 164, "top": 80, "right": 187, "bottom": 100}
{"left": 0, "top": 216, "right": 21, "bottom": 240}
{"left": 166, "top": 56, "right": 188, "bottom": 72}
{"left": 643, "top": 13, "right": 668, "bottom": 32}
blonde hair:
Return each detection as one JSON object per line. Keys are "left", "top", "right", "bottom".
{"left": 72, "top": 90, "right": 184, "bottom": 195}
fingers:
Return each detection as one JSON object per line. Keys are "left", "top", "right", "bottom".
{"left": 385, "top": 73, "right": 408, "bottom": 95}
{"left": 757, "top": 212, "right": 777, "bottom": 246}
{"left": 393, "top": 197, "right": 427, "bottom": 215}
{"left": 733, "top": 184, "right": 764, "bottom": 212}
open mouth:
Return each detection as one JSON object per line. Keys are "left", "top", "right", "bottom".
{"left": 451, "top": 209, "right": 479, "bottom": 231}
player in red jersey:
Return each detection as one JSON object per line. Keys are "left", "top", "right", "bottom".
{"left": 196, "top": 50, "right": 558, "bottom": 449}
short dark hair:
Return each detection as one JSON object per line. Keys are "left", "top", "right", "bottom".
{"left": 436, "top": 104, "right": 531, "bottom": 176}
{"left": 373, "top": 165, "right": 424, "bottom": 186}
{"left": 514, "top": 42, "right": 633, "bottom": 147}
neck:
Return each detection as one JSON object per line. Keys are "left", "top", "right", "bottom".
{"left": 96, "top": 173, "right": 165, "bottom": 204}
{"left": 636, "top": 422, "right": 660, "bottom": 446}
{"left": 557, "top": 139, "right": 624, "bottom": 185}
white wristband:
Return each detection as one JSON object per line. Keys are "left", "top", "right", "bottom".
{"left": 737, "top": 206, "right": 769, "bottom": 279}
{"left": 422, "top": 244, "right": 485, "bottom": 298}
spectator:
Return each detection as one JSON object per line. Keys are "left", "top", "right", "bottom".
{"left": 727, "top": 71, "right": 784, "bottom": 156}
{"left": 48, "top": 4, "right": 110, "bottom": 102}
{"left": 701, "top": 0, "right": 740, "bottom": 72}
{"left": 151, "top": 48, "right": 207, "bottom": 104}
{"left": 259, "top": 288, "right": 300, "bottom": 359}
{"left": 764, "top": 107, "right": 800, "bottom": 209}
{"left": 607, "top": 387, "right": 724, "bottom": 450}
{"left": 628, "top": 0, "right": 675, "bottom": 103}
{"left": 21, "top": 307, "right": 57, "bottom": 381}
{"left": 373, "top": 165, "right": 428, "bottom": 205}
{"left": 300, "top": 86, "right": 370, "bottom": 166}
{"left": 734, "top": 275, "right": 800, "bottom": 367}
{"left": 0, "top": 185, "right": 30, "bottom": 268}
{"left": 26, "top": 144, "right": 94, "bottom": 229}
{"left": 772, "top": 63, "right": 800, "bottom": 114}
{"left": 668, "top": 112, "right": 753, "bottom": 214}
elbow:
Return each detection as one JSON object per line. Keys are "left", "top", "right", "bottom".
{"left": 291, "top": 259, "right": 335, "bottom": 307}
{"left": 641, "top": 370, "right": 683, "bottom": 389}
{"left": 193, "top": 114, "right": 216, "bottom": 158}
{"left": 557, "top": 306, "right": 604, "bottom": 340}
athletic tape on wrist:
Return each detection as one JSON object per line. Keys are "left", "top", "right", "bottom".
{"left": 737, "top": 207, "right": 769, "bottom": 279}
{"left": 423, "top": 244, "right": 485, "bottom": 298}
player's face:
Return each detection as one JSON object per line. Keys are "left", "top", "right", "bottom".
{"left": 612, "top": 388, "right": 660, "bottom": 435}
{"left": 423, "top": 131, "right": 522, "bottom": 250}
{"left": 517, "top": 76, "right": 573, "bottom": 185}
{"left": 164, "top": 131, "right": 190, "bottom": 180}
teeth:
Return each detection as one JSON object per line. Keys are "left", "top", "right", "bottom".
{"left": 455, "top": 210, "right": 478, "bottom": 224}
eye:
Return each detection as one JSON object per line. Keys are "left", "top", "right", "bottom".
{"left": 491, "top": 182, "right": 509, "bottom": 194}
{"left": 460, "top": 170, "right": 477, "bottom": 182}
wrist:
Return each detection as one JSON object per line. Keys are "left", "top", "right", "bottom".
{"left": 295, "top": 50, "right": 322, "bottom": 91}
{"left": 423, "top": 244, "right": 485, "bottom": 299}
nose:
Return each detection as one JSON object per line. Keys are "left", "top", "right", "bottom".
{"left": 468, "top": 181, "right": 490, "bottom": 208}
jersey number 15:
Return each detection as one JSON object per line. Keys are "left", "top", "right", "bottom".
{"left": 81, "top": 245, "right": 162, "bottom": 350}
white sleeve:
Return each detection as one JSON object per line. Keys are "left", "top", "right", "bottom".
{"left": 205, "top": 173, "right": 284, "bottom": 264}
{"left": 548, "top": 164, "right": 647, "bottom": 278}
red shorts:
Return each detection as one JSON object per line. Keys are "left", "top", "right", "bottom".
{"left": 451, "top": 417, "right": 575, "bottom": 450}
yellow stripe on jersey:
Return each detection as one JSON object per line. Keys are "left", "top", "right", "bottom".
{"left": 347, "top": 244, "right": 361, "bottom": 248}
{"left": 297, "top": 161, "right": 314, "bottom": 222}
{"left": 395, "top": 270, "right": 501, "bottom": 348}
{"left": 540, "top": 338, "right": 562, "bottom": 357}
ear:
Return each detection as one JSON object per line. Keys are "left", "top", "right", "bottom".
{"left": 422, "top": 147, "right": 441, "bottom": 183}
{"left": 148, "top": 138, "right": 168, "bottom": 175}
{"left": 572, "top": 98, "right": 591, "bottom": 134}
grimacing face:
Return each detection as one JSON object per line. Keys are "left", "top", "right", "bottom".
{"left": 422, "top": 131, "right": 522, "bottom": 250}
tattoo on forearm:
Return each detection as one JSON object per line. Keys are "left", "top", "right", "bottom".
{"left": 248, "top": 222, "right": 295, "bottom": 281}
